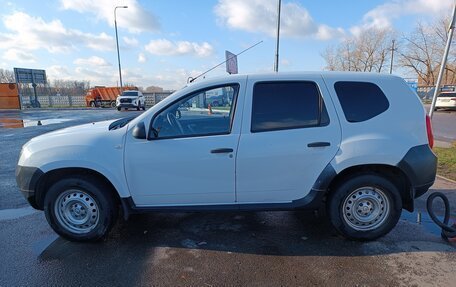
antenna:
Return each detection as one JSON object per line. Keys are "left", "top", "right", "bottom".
{"left": 187, "top": 41, "right": 264, "bottom": 83}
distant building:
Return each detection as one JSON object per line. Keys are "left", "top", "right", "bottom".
{"left": 145, "top": 85, "right": 164, "bottom": 93}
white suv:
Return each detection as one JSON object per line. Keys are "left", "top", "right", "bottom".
{"left": 116, "top": 90, "right": 146, "bottom": 111}
{"left": 16, "top": 72, "right": 437, "bottom": 242}
{"left": 435, "top": 91, "right": 456, "bottom": 110}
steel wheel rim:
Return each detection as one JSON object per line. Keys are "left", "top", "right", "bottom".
{"left": 342, "top": 186, "right": 390, "bottom": 231}
{"left": 54, "top": 189, "right": 100, "bottom": 234}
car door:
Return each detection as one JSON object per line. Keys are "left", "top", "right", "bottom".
{"left": 236, "top": 75, "right": 341, "bottom": 203}
{"left": 124, "top": 81, "right": 245, "bottom": 206}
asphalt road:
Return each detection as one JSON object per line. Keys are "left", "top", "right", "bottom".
{"left": 425, "top": 105, "right": 456, "bottom": 143}
{"left": 0, "top": 108, "right": 455, "bottom": 286}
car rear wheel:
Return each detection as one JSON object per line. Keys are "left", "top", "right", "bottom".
{"left": 327, "top": 174, "right": 402, "bottom": 241}
{"left": 44, "top": 176, "right": 118, "bottom": 242}
{"left": 117, "top": 107, "right": 121, "bottom": 111}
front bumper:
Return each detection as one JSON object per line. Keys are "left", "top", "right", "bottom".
{"left": 15, "top": 165, "right": 44, "bottom": 209}
{"left": 117, "top": 103, "right": 139, "bottom": 108}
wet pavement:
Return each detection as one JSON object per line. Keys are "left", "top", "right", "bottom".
{"left": 0, "top": 108, "right": 455, "bottom": 286}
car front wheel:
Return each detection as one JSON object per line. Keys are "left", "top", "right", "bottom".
{"left": 44, "top": 176, "right": 118, "bottom": 242}
{"left": 327, "top": 174, "right": 402, "bottom": 241}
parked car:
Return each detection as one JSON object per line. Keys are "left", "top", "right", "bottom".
{"left": 116, "top": 90, "right": 146, "bottom": 111}
{"left": 16, "top": 72, "right": 436, "bottom": 242}
{"left": 435, "top": 91, "right": 456, "bottom": 110}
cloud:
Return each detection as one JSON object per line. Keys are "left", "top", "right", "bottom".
{"left": 0, "top": 12, "right": 114, "bottom": 53}
{"left": 138, "top": 53, "right": 147, "bottom": 63}
{"left": 60, "top": 0, "right": 159, "bottom": 34}
{"left": 351, "top": 0, "right": 453, "bottom": 35}
{"left": 47, "top": 65, "right": 72, "bottom": 79}
{"left": 214, "top": 0, "right": 344, "bottom": 40}
{"left": 2, "top": 49, "right": 36, "bottom": 63}
{"left": 73, "top": 56, "right": 111, "bottom": 67}
{"left": 123, "top": 36, "right": 139, "bottom": 47}
{"left": 74, "top": 66, "right": 117, "bottom": 85}
{"left": 145, "top": 39, "right": 214, "bottom": 57}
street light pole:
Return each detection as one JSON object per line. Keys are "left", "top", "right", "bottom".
{"left": 389, "top": 39, "right": 395, "bottom": 74}
{"left": 274, "top": 0, "right": 282, "bottom": 72}
{"left": 114, "top": 6, "right": 128, "bottom": 89}
{"left": 429, "top": 3, "right": 456, "bottom": 119}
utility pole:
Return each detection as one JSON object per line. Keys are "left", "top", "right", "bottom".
{"left": 389, "top": 39, "right": 396, "bottom": 74}
{"left": 429, "top": 3, "right": 456, "bottom": 118}
{"left": 274, "top": 0, "right": 282, "bottom": 72}
{"left": 114, "top": 6, "right": 128, "bottom": 89}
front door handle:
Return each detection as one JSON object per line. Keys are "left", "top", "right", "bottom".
{"left": 307, "top": 142, "right": 330, "bottom": 148}
{"left": 211, "top": 148, "right": 234, "bottom": 154}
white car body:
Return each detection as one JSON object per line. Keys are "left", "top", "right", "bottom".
{"left": 16, "top": 72, "right": 437, "bottom": 241}
{"left": 116, "top": 90, "right": 145, "bottom": 110}
{"left": 435, "top": 92, "right": 456, "bottom": 109}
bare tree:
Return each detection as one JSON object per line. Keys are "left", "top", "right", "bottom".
{"left": 322, "top": 28, "right": 395, "bottom": 73}
{"left": 0, "top": 69, "right": 15, "bottom": 83}
{"left": 50, "top": 79, "right": 90, "bottom": 97}
{"left": 399, "top": 16, "right": 456, "bottom": 86}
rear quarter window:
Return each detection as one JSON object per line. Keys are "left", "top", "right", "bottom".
{"left": 334, "top": 81, "right": 389, "bottom": 123}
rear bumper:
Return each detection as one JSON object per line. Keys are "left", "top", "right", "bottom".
{"left": 15, "top": 165, "right": 44, "bottom": 209}
{"left": 397, "top": 144, "right": 437, "bottom": 199}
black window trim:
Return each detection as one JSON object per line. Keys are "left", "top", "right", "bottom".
{"left": 147, "top": 83, "right": 240, "bottom": 140}
{"left": 250, "top": 80, "right": 329, "bottom": 133}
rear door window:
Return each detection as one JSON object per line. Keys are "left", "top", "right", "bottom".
{"left": 251, "top": 81, "right": 329, "bottom": 133}
{"left": 334, "top": 81, "right": 389, "bottom": 122}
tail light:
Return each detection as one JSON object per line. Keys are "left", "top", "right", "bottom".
{"left": 426, "top": 115, "right": 434, "bottom": 149}
{"left": 451, "top": 98, "right": 456, "bottom": 101}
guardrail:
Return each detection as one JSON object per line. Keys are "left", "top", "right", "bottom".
{"left": 20, "top": 92, "right": 173, "bottom": 109}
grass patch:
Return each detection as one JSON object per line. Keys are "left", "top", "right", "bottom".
{"left": 433, "top": 143, "right": 456, "bottom": 181}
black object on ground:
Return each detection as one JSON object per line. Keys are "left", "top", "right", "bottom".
{"left": 427, "top": 192, "right": 456, "bottom": 242}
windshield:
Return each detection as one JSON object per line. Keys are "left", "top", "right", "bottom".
{"left": 121, "top": 91, "right": 139, "bottom": 97}
{"left": 439, "top": 92, "right": 456, "bottom": 98}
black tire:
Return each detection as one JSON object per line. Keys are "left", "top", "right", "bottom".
{"left": 44, "top": 176, "right": 118, "bottom": 242}
{"left": 327, "top": 174, "right": 402, "bottom": 241}
{"left": 110, "top": 101, "right": 116, "bottom": 108}
{"left": 142, "top": 102, "right": 146, "bottom": 111}
{"left": 117, "top": 107, "right": 121, "bottom": 111}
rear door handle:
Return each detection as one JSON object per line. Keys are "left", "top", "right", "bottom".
{"left": 307, "top": 142, "right": 330, "bottom": 148}
{"left": 211, "top": 148, "right": 234, "bottom": 154}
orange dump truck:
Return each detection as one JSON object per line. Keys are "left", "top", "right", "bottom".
{"left": 0, "top": 83, "right": 20, "bottom": 109}
{"left": 85, "top": 86, "right": 137, "bottom": 108}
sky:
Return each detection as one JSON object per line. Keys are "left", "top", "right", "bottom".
{"left": 0, "top": 0, "right": 453, "bottom": 90}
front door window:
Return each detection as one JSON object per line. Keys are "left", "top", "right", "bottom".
{"left": 151, "top": 85, "right": 239, "bottom": 139}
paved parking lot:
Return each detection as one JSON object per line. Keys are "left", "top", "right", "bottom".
{"left": 0, "top": 108, "right": 455, "bottom": 286}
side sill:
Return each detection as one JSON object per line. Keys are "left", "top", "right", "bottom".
{"left": 120, "top": 188, "right": 325, "bottom": 220}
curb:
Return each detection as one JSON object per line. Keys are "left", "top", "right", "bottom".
{"left": 436, "top": 174, "right": 456, "bottom": 184}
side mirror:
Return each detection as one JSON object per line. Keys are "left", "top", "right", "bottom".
{"left": 132, "top": 122, "right": 146, "bottom": 139}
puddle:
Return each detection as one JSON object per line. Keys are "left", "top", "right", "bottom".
{"left": 32, "top": 235, "right": 59, "bottom": 257}
{"left": 0, "top": 118, "right": 72, "bottom": 128}
{"left": 401, "top": 210, "right": 456, "bottom": 237}
{"left": 0, "top": 206, "right": 39, "bottom": 221}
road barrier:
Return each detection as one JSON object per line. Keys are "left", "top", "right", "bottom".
{"left": 19, "top": 92, "right": 172, "bottom": 109}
